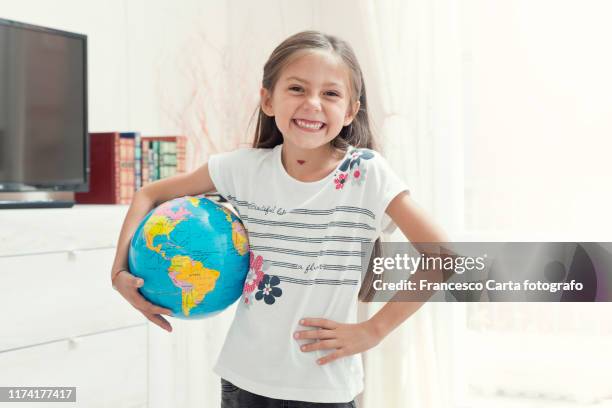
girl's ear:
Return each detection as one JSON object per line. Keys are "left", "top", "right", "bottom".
{"left": 343, "top": 100, "right": 361, "bottom": 126}
{"left": 260, "top": 87, "right": 274, "bottom": 117}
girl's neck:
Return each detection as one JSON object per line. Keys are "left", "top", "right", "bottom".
{"left": 280, "top": 143, "right": 345, "bottom": 183}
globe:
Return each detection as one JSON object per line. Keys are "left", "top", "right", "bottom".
{"left": 128, "top": 194, "right": 250, "bottom": 319}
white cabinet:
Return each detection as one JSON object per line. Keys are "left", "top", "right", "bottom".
{"left": 0, "top": 205, "right": 148, "bottom": 408}
{"left": 0, "top": 248, "right": 145, "bottom": 351}
{"left": 0, "top": 325, "right": 148, "bottom": 408}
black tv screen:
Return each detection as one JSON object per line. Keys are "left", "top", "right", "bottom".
{"left": 0, "top": 18, "right": 88, "bottom": 193}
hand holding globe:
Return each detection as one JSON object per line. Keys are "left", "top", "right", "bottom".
{"left": 117, "top": 194, "right": 250, "bottom": 330}
{"left": 112, "top": 269, "right": 175, "bottom": 332}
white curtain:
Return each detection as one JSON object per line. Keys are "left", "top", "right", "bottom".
{"left": 356, "top": 1, "right": 466, "bottom": 407}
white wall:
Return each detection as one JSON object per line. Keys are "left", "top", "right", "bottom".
{"left": 461, "top": 0, "right": 612, "bottom": 240}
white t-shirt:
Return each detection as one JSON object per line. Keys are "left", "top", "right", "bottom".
{"left": 208, "top": 143, "right": 409, "bottom": 403}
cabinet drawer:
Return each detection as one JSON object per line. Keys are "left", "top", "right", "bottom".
{"left": 0, "top": 324, "right": 147, "bottom": 408}
{"left": 0, "top": 205, "right": 129, "bottom": 256}
{"left": 0, "top": 248, "right": 145, "bottom": 351}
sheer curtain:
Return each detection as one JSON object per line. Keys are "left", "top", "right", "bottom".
{"left": 453, "top": 1, "right": 612, "bottom": 405}
{"left": 355, "top": 1, "right": 466, "bottom": 407}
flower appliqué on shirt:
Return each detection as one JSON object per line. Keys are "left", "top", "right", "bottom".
{"left": 242, "top": 252, "right": 266, "bottom": 306}
{"left": 255, "top": 274, "right": 283, "bottom": 305}
{"left": 333, "top": 148, "right": 374, "bottom": 189}
{"left": 242, "top": 252, "right": 282, "bottom": 307}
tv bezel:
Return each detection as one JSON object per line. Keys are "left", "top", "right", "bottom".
{"left": 0, "top": 17, "right": 89, "bottom": 193}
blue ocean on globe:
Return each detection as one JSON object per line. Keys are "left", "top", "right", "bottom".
{"left": 128, "top": 194, "right": 250, "bottom": 319}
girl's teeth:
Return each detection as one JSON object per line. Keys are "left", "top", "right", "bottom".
{"left": 295, "top": 119, "right": 323, "bottom": 130}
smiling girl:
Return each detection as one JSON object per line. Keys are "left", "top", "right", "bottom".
{"left": 110, "top": 30, "right": 448, "bottom": 407}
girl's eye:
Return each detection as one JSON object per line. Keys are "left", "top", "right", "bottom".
{"left": 288, "top": 86, "right": 340, "bottom": 97}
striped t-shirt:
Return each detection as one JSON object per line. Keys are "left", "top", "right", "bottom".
{"left": 208, "top": 143, "right": 408, "bottom": 403}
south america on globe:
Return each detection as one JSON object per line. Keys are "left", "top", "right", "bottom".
{"left": 128, "top": 194, "right": 250, "bottom": 319}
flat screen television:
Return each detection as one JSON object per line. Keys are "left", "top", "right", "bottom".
{"left": 0, "top": 18, "right": 88, "bottom": 208}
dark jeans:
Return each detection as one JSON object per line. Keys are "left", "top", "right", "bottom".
{"left": 221, "top": 378, "right": 357, "bottom": 408}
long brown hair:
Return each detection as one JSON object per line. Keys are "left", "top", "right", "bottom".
{"left": 250, "top": 30, "right": 382, "bottom": 302}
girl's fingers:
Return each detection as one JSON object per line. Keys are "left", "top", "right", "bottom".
{"left": 300, "top": 339, "right": 338, "bottom": 352}
{"left": 299, "top": 318, "right": 338, "bottom": 329}
{"left": 115, "top": 273, "right": 173, "bottom": 317}
{"left": 132, "top": 277, "right": 144, "bottom": 288}
{"left": 133, "top": 297, "right": 173, "bottom": 317}
{"left": 154, "top": 306, "right": 173, "bottom": 316}
{"left": 115, "top": 270, "right": 142, "bottom": 288}
{"left": 121, "top": 285, "right": 173, "bottom": 316}
{"left": 143, "top": 312, "right": 173, "bottom": 332}
{"left": 317, "top": 349, "right": 345, "bottom": 365}
{"left": 144, "top": 302, "right": 173, "bottom": 316}
{"left": 294, "top": 328, "right": 335, "bottom": 340}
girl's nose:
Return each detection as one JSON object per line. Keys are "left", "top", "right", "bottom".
{"left": 303, "top": 95, "right": 322, "bottom": 111}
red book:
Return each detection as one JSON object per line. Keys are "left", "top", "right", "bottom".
{"left": 75, "top": 132, "right": 135, "bottom": 204}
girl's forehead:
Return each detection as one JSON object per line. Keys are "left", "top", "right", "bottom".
{"left": 280, "top": 50, "right": 351, "bottom": 88}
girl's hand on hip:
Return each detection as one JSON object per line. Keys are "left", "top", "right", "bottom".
{"left": 294, "top": 318, "right": 382, "bottom": 365}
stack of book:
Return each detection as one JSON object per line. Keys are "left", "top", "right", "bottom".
{"left": 75, "top": 132, "right": 187, "bottom": 205}
{"left": 141, "top": 135, "right": 187, "bottom": 186}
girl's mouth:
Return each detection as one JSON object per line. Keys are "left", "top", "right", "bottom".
{"left": 293, "top": 119, "right": 326, "bottom": 132}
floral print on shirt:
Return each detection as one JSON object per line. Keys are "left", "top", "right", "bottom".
{"left": 333, "top": 148, "right": 374, "bottom": 189}
{"left": 255, "top": 274, "right": 283, "bottom": 305}
{"left": 242, "top": 252, "right": 265, "bottom": 306}
{"left": 242, "top": 252, "right": 282, "bottom": 307}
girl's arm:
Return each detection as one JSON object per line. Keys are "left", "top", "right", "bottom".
{"left": 296, "top": 191, "right": 452, "bottom": 365}
{"left": 366, "top": 191, "right": 451, "bottom": 340}
{"left": 110, "top": 162, "right": 217, "bottom": 281}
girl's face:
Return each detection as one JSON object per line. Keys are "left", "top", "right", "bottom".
{"left": 260, "top": 50, "right": 360, "bottom": 151}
